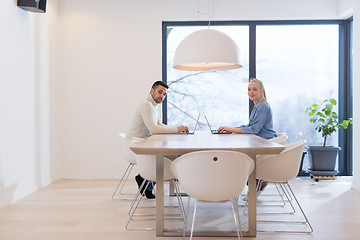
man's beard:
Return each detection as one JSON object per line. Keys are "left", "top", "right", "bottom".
{"left": 152, "top": 94, "right": 163, "bottom": 103}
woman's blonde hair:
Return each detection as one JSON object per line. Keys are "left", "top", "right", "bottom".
{"left": 250, "top": 78, "right": 267, "bottom": 103}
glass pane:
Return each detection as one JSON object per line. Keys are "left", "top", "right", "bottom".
{"left": 256, "top": 25, "right": 339, "bottom": 170}
{"left": 166, "top": 26, "right": 249, "bottom": 130}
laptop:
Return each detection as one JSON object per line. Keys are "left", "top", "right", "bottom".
{"left": 158, "top": 113, "right": 200, "bottom": 134}
{"left": 204, "top": 115, "right": 232, "bottom": 134}
{"left": 186, "top": 113, "right": 200, "bottom": 134}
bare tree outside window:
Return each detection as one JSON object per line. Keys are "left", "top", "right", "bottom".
{"left": 166, "top": 26, "right": 250, "bottom": 130}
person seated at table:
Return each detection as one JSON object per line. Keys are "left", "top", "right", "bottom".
{"left": 217, "top": 78, "right": 277, "bottom": 196}
{"left": 126, "top": 80, "right": 188, "bottom": 199}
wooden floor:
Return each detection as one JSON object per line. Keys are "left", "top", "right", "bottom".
{"left": 0, "top": 177, "right": 359, "bottom": 240}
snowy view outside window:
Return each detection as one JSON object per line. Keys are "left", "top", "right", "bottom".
{"left": 256, "top": 25, "right": 339, "bottom": 145}
{"left": 166, "top": 26, "right": 250, "bottom": 131}
{"left": 166, "top": 24, "right": 339, "bottom": 170}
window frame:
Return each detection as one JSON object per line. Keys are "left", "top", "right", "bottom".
{"left": 162, "top": 19, "right": 353, "bottom": 176}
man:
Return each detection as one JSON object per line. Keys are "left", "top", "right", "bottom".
{"left": 126, "top": 81, "right": 188, "bottom": 199}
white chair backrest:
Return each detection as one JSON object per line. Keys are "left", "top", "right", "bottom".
{"left": 171, "top": 150, "right": 254, "bottom": 202}
{"left": 135, "top": 155, "right": 175, "bottom": 182}
{"left": 269, "top": 135, "right": 288, "bottom": 145}
{"left": 257, "top": 140, "right": 306, "bottom": 182}
{"left": 118, "top": 132, "right": 136, "bottom": 165}
{"left": 256, "top": 135, "right": 288, "bottom": 164}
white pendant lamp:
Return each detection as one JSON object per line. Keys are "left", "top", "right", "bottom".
{"left": 173, "top": 29, "right": 242, "bottom": 71}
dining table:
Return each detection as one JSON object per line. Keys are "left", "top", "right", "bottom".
{"left": 130, "top": 131, "right": 285, "bottom": 237}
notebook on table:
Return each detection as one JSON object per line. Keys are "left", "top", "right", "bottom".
{"left": 204, "top": 115, "right": 232, "bottom": 134}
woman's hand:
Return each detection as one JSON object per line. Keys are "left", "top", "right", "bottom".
{"left": 218, "top": 126, "right": 231, "bottom": 133}
{"left": 217, "top": 126, "right": 242, "bottom": 134}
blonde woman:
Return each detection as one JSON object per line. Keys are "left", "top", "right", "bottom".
{"left": 218, "top": 78, "right": 277, "bottom": 195}
{"left": 218, "top": 78, "right": 277, "bottom": 139}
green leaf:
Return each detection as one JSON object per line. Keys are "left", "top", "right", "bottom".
{"left": 330, "top": 99, "right": 337, "bottom": 105}
{"left": 326, "top": 104, "right": 333, "bottom": 111}
{"left": 340, "top": 122, "right": 348, "bottom": 129}
{"left": 317, "top": 112, "right": 325, "bottom": 118}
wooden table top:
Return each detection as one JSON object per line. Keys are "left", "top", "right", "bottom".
{"left": 130, "top": 131, "right": 285, "bottom": 156}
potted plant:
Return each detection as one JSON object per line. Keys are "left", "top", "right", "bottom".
{"left": 305, "top": 98, "right": 352, "bottom": 173}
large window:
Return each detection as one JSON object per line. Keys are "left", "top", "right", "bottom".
{"left": 165, "top": 25, "right": 249, "bottom": 131}
{"left": 163, "top": 20, "right": 353, "bottom": 175}
{"left": 256, "top": 25, "right": 339, "bottom": 144}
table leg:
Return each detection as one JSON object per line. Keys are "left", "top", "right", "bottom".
{"left": 248, "top": 154, "right": 257, "bottom": 237}
{"left": 156, "top": 155, "right": 164, "bottom": 237}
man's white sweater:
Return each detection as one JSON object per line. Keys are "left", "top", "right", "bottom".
{"left": 126, "top": 94, "right": 178, "bottom": 139}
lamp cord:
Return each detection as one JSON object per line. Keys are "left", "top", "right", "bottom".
{"left": 197, "top": 0, "right": 217, "bottom": 28}
{"left": 208, "top": 0, "right": 217, "bottom": 28}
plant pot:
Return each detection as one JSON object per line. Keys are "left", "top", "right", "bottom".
{"left": 308, "top": 146, "right": 341, "bottom": 171}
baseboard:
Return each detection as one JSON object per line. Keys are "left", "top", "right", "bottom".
{"left": 0, "top": 177, "right": 57, "bottom": 209}
{"left": 352, "top": 183, "right": 360, "bottom": 192}
{"left": 59, "top": 173, "right": 137, "bottom": 180}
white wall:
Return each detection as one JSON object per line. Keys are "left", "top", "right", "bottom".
{"left": 0, "top": 0, "right": 58, "bottom": 208}
{"left": 337, "top": 0, "right": 354, "bottom": 18}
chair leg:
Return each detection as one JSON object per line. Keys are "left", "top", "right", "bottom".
{"left": 279, "top": 183, "right": 293, "bottom": 202}
{"left": 284, "top": 182, "right": 313, "bottom": 233}
{"left": 126, "top": 180, "right": 185, "bottom": 231}
{"left": 257, "top": 183, "right": 288, "bottom": 203}
{"left": 128, "top": 179, "right": 147, "bottom": 215}
{"left": 183, "top": 196, "right": 191, "bottom": 238}
{"left": 257, "top": 182, "right": 313, "bottom": 234}
{"left": 112, "top": 163, "right": 135, "bottom": 200}
{"left": 128, "top": 181, "right": 149, "bottom": 219}
{"left": 243, "top": 182, "right": 296, "bottom": 216}
{"left": 173, "top": 180, "right": 187, "bottom": 221}
{"left": 241, "top": 180, "right": 262, "bottom": 214}
{"left": 184, "top": 198, "right": 245, "bottom": 239}
{"left": 254, "top": 182, "right": 296, "bottom": 215}
{"left": 230, "top": 198, "right": 242, "bottom": 240}
{"left": 258, "top": 183, "right": 295, "bottom": 214}
{"left": 189, "top": 200, "right": 198, "bottom": 240}
{"left": 126, "top": 182, "right": 154, "bottom": 230}
{"left": 278, "top": 183, "right": 296, "bottom": 213}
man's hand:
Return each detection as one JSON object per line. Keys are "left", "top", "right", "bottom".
{"left": 177, "top": 125, "right": 189, "bottom": 133}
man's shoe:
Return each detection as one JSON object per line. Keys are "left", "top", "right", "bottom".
{"left": 145, "top": 190, "right": 155, "bottom": 199}
{"left": 259, "top": 180, "right": 268, "bottom": 192}
{"left": 135, "top": 175, "right": 146, "bottom": 194}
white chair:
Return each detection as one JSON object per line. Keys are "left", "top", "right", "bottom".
{"left": 256, "top": 135, "right": 289, "bottom": 198}
{"left": 242, "top": 135, "right": 288, "bottom": 203}
{"left": 257, "top": 135, "right": 288, "bottom": 164}
{"left": 112, "top": 133, "right": 137, "bottom": 200}
{"left": 269, "top": 135, "right": 288, "bottom": 145}
{"left": 171, "top": 150, "right": 255, "bottom": 240}
{"left": 256, "top": 140, "right": 313, "bottom": 234}
{"left": 126, "top": 154, "right": 185, "bottom": 231}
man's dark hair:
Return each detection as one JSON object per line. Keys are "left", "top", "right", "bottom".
{"left": 152, "top": 81, "right": 168, "bottom": 89}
